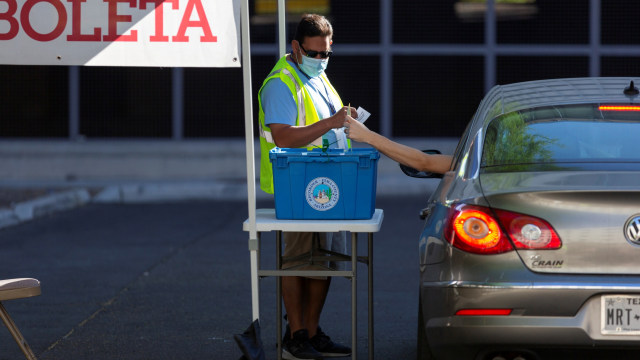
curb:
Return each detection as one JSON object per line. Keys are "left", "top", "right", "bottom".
{"left": 0, "top": 177, "right": 441, "bottom": 230}
{"left": 0, "top": 189, "right": 91, "bottom": 230}
{"left": 92, "top": 181, "right": 271, "bottom": 203}
{"left": 91, "top": 177, "right": 440, "bottom": 204}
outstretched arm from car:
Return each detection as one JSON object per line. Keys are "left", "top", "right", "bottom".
{"left": 345, "top": 116, "right": 453, "bottom": 174}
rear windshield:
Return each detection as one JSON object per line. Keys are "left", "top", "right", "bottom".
{"left": 482, "top": 104, "right": 640, "bottom": 171}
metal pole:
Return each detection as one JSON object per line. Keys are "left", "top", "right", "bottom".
{"left": 68, "top": 66, "right": 80, "bottom": 140}
{"left": 368, "top": 233, "right": 374, "bottom": 360}
{"left": 171, "top": 67, "right": 184, "bottom": 140}
{"left": 276, "top": 4, "right": 286, "bottom": 358}
{"left": 589, "top": 0, "right": 601, "bottom": 77}
{"left": 277, "top": 0, "right": 286, "bottom": 57}
{"left": 352, "top": 232, "right": 358, "bottom": 360}
{"left": 484, "top": 0, "right": 496, "bottom": 93}
{"left": 276, "top": 231, "right": 283, "bottom": 360}
{"left": 240, "top": 0, "right": 259, "bottom": 322}
{"left": 0, "top": 302, "right": 37, "bottom": 360}
{"left": 380, "top": 0, "right": 392, "bottom": 138}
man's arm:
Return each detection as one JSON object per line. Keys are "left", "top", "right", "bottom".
{"left": 346, "top": 117, "right": 453, "bottom": 174}
{"left": 270, "top": 106, "right": 355, "bottom": 148}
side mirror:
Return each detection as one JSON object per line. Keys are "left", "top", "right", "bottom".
{"left": 399, "top": 150, "right": 444, "bottom": 179}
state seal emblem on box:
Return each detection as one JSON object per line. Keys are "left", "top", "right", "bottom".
{"left": 306, "top": 177, "right": 339, "bottom": 211}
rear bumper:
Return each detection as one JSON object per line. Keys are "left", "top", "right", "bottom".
{"left": 421, "top": 281, "right": 640, "bottom": 359}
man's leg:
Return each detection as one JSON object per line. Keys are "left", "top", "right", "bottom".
{"left": 306, "top": 232, "right": 352, "bottom": 357}
{"left": 282, "top": 276, "right": 304, "bottom": 335}
{"left": 282, "top": 276, "right": 330, "bottom": 335}
{"left": 282, "top": 231, "right": 312, "bottom": 336}
{"left": 281, "top": 232, "right": 341, "bottom": 359}
{"left": 304, "top": 277, "right": 331, "bottom": 338}
{"left": 282, "top": 276, "right": 324, "bottom": 360}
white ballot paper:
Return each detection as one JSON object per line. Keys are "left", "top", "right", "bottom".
{"left": 356, "top": 107, "right": 371, "bottom": 124}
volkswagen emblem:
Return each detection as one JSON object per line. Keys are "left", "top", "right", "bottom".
{"left": 625, "top": 215, "right": 640, "bottom": 244}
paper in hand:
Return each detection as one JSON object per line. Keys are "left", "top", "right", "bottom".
{"left": 356, "top": 107, "right": 371, "bottom": 124}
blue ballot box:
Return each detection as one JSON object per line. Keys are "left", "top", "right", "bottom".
{"left": 269, "top": 148, "right": 379, "bottom": 220}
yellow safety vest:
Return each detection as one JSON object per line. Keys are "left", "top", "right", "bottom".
{"left": 257, "top": 55, "right": 348, "bottom": 194}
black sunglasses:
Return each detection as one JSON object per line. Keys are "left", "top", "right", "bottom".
{"left": 299, "top": 44, "right": 333, "bottom": 59}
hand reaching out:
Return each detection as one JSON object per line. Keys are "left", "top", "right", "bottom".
{"left": 344, "top": 114, "right": 454, "bottom": 174}
{"left": 344, "top": 116, "right": 372, "bottom": 143}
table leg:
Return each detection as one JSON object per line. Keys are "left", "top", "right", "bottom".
{"left": 351, "top": 232, "right": 357, "bottom": 360}
{"left": 276, "top": 231, "right": 283, "bottom": 360}
{"left": 250, "top": 233, "right": 260, "bottom": 322}
{"left": 368, "top": 233, "right": 374, "bottom": 360}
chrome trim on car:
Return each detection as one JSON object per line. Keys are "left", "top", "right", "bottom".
{"left": 423, "top": 280, "right": 640, "bottom": 290}
{"left": 468, "top": 129, "right": 482, "bottom": 179}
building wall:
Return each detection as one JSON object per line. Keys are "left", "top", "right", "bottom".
{"left": 1, "top": 0, "right": 640, "bottom": 140}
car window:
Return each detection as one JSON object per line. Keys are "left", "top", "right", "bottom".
{"left": 481, "top": 104, "right": 640, "bottom": 172}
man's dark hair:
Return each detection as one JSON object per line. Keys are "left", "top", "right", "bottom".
{"left": 293, "top": 14, "right": 333, "bottom": 44}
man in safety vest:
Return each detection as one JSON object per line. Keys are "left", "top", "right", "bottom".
{"left": 258, "top": 14, "right": 355, "bottom": 360}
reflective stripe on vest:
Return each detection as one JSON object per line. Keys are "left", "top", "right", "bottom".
{"left": 259, "top": 126, "right": 274, "bottom": 144}
{"left": 258, "top": 56, "right": 343, "bottom": 193}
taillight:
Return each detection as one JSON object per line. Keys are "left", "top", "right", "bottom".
{"left": 444, "top": 204, "right": 562, "bottom": 254}
{"left": 456, "top": 309, "right": 512, "bottom": 316}
{"left": 493, "top": 209, "right": 562, "bottom": 250}
{"left": 599, "top": 105, "right": 640, "bottom": 111}
{"left": 445, "top": 204, "right": 513, "bottom": 254}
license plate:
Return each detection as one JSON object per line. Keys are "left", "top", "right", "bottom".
{"left": 601, "top": 295, "right": 640, "bottom": 335}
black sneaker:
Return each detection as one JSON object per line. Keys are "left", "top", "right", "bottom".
{"left": 309, "top": 327, "right": 351, "bottom": 358}
{"left": 282, "top": 329, "right": 323, "bottom": 360}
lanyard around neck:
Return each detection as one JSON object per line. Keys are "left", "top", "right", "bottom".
{"left": 294, "top": 60, "right": 337, "bottom": 116}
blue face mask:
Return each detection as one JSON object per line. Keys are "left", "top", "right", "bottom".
{"left": 298, "top": 48, "right": 328, "bottom": 78}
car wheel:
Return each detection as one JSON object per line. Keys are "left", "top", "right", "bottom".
{"left": 417, "top": 295, "right": 434, "bottom": 360}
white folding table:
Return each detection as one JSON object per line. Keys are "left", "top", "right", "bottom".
{"left": 243, "top": 208, "right": 384, "bottom": 360}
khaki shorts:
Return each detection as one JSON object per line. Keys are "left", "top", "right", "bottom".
{"left": 281, "top": 231, "right": 346, "bottom": 278}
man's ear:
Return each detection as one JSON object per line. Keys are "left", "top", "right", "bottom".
{"left": 291, "top": 40, "right": 300, "bottom": 63}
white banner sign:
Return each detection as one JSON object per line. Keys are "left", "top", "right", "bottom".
{"left": 0, "top": 0, "right": 240, "bottom": 67}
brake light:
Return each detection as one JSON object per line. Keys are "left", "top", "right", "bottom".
{"left": 599, "top": 105, "right": 640, "bottom": 111}
{"left": 444, "top": 204, "right": 562, "bottom": 254}
{"left": 445, "top": 205, "right": 513, "bottom": 254}
{"left": 493, "top": 209, "right": 562, "bottom": 250}
{"left": 456, "top": 309, "right": 512, "bottom": 316}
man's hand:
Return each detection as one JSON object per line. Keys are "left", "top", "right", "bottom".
{"left": 270, "top": 105, "right": 358, "bottom": 148}
{"left": 330, "top": 105, "right": 357, "bottom": 128}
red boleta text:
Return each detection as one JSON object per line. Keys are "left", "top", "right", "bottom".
{"left": 0, "top": 0, "right": 217, "bottom": 42}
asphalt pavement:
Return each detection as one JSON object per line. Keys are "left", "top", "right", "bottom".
{"left": 0, "top": 194, "right": 431, "bottom": 360}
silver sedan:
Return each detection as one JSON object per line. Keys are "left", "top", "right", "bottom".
{"left": 414, "top": 77, "right": 640, "bottom": 360}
